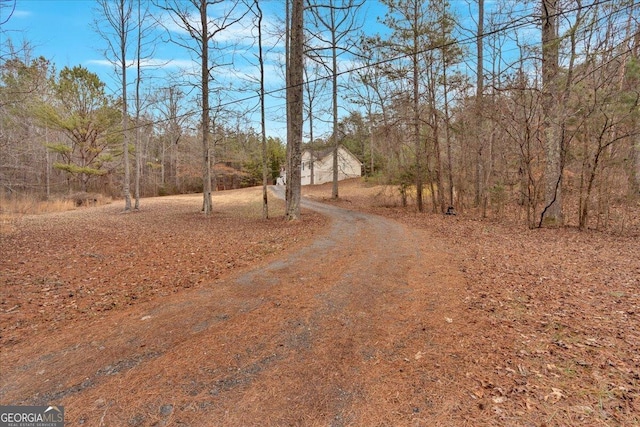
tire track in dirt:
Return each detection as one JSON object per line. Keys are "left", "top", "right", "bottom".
{"left": 1, "top": 188, "right": 468, "bottom": 426}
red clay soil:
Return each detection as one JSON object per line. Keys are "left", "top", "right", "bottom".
{"left": 1, "top": 182, "right": 639, "bottom": 426}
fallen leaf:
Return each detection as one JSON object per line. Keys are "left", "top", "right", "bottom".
{"left": 544, "top": 387, "right": 565, "bottom": 403}
{"left": 492, "top": 396, "right": 507, "bottom": 404}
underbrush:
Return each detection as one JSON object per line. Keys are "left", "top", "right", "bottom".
{"left": 317, "top": 178, "right": 640, "bottom": 235}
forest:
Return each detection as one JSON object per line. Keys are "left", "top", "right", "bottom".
{"left": 1, "top": 0, "right": 638, "bottom": 229}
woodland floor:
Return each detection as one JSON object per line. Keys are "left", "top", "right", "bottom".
{"left": 1, "top": 179, "right": 639, "bottom": 426}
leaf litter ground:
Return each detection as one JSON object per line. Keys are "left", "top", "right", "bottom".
{"left": 1, "top": 181, "right": 639, "bottom": 426}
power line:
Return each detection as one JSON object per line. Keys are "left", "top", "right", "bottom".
{"left": 111, "top": 0, "right": 635, "bottom": 137}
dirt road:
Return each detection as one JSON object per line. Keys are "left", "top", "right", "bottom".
{"left": 1, "top": 189, "right": 468, "bottom": 426}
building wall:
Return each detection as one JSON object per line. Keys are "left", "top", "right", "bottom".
{"left": 301, "top": 146, "right": 361, "bottom": 186}
{"left": 301, "top": 150, "right": 314, "bottom": 186}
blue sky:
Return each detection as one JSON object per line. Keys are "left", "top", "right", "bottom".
{"left": 2, "top": 1, "right": 532, "bottom": 140}
{"left": 3, "top": 0, "right": 393, "bottom": 139}
{"left": 4, "top": 1, "right": 101, "bottom": 69}
{"left": 3, "top": 1, "right": 293, "bottom": 137}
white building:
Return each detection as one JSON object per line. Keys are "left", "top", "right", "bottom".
{"left": 300, "top": 145, "right": 362, "bottom": 186}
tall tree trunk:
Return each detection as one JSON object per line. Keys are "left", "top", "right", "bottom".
{"left": 45, "top": 128, "right": 51, "bottom": 199}
{"left": 369, "top": 110, "right": 374, "bottom": 176}
{"left": 413, "top": 1, "right": 423, "bottom": 212}
{"left": 433, "top": 116, "right": 446, "bottom": 213}
{"left": 309, "top": 0, "right": 362, "bottom": 197}
{"left": 632, "top": 135, "right": 640, "bottom": 195}
{"left": 540, "top": 0, "right": 563, "bottom": 226}
{"left": 286, "top": 0, "right": 304, "bottom": 220}
{"left": 331, "top": 34, "right": 339, "bottom": 199}
{"left": 134, "top": 0, "right": 142, "bottom": 210}
{"left": 161, "top": 140, "right": 166, "bottom": 185}
{"left": 120, "top": 0, "right": 132, "bottom": 212}
{"left": 309, "top": 129, "right": 315, "bottom": 185}
{"left": 442, "top": 14, "right": 453, "bottom": 208}
{"left": 475, "top": 0, "right": 485, "bottom": 212}
{"left": 304, "top": 66, "right": 315, "bottom": 185}
{"left": 256, "top": 0, "right": 269, "bottom": 219}
{"left": 200, "top": 0, "right": 213, "bottom": 215}
{"left": 285, "top": 0, "right": 292, "bottom": 208}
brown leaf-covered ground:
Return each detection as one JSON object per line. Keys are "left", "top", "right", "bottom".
{"left": 1, "top": 180, "right": 639, "bottom": 426}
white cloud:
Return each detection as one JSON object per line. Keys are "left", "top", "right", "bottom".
{"left": 86, "top": 59, "right": 112, "bottom": 67}
{"left": 144, "top": 58, "right": 198, "bottom": 69}
{"left": 158, "top": 10, "right": 250, "bottom": 42}
{"left": 12, "top": 10, "right": 32, "bottom": 19}
{"left": 87, "top": 58, "right": 198, "bottom": 70}
{"left": 157, "top": 6, "right": 283, "bottom": 47}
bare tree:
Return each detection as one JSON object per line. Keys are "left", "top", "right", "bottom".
{"left": 152, "top": 86, "right": 187, "bottom": 189}
{"left": 0, "top": 0, "right": 16, "bottom": 58}
{"left": 308, "top": 0, "right": 363, "bottom": 199}
{"left": 133, "top": 0, "right": 156, "bottom": 210}
{"left": 303, "top": 59, "right": 329, "bottom": 185}
{"left": 252, "top": 0, "right": 270, "bottom": 219}
{"left": 435, "top": 0, "right": 458, "bottom": 209}
{"left": 540, "top": 0, "right": 563, "bottom": 226}
{"left": 475, "top": 0, "right": 486, "bottom": 211}
{"left": 95, "top": 0, "right": 135, "bottom": 211}
{"left": 158, "top": 0, "right": 247, "bottom": 215}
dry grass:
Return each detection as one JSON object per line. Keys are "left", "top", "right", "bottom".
{"left": 0, "top": 194, "right": 75, "bottom": 216}
{"left": 212, "top": 187, "right": 285, "bottom": 218}
{"left": 0, "top": 192, "right": 115, "bottom": 218}
{"left": 1, "top": 195, "right": 76, "bottom": 236}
